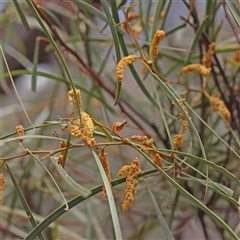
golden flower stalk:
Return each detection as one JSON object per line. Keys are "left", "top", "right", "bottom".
{"left": 98, "top": 151, "right": 112, "bottom": 198}
{"left": 202, "top": 42, "right": 216, "bottom": 68}
{"left": 121, "top": 157, "right": 141, "bottom": 211}
{"left": 150, "top": 30, "right": 165, "bottom": 55}
{"left": 210, "top": 96, "right": 231, "bottom": 122}
{"left": 181, "top": 63, "right": 211, "bottom": 77}
{"left": 172, "top": 134, "right": 183, "bottom": 148}
{"left": 68, "top": 89, "right": 82, "bottom": 108}
{"left": 69, "top": 111, "right": 96, "bottom": 147}
{"left": 16, "top": 125, "right": 24, "bottom": 142}
{"left": 116, "top": 55, "right": 138, "bottom": 82}
{"left": 0, "top": 173, "right": 5, "bottom": 205}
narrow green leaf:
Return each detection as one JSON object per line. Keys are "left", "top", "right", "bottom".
{"left": 0, "top": 45, "right": 34, "bottom": 128}
{"left": 6, "top": 164, "right": 45, "bottom": 240}
{"left": 225, "top": 0, "right": 240, "bottom": 27}
{"left": 144, "top": 179, "right": 174, "bottom": 240}
{"left": 50, "top": 156, "right": 92, "bottom": 198}
{"left": 31, "top": 38, "right": 40, "bottom": 92}
{"left": 91, "top": 148, "right": 123, "bottom": 240}
{"left": 25, "top": 0, "right": 82, "bottom": 122}
{"left": 100, "top": 0, "right": 121, "bottom": 62}
{"left": 26, "top": 150, "right": 69, "bottom": 211}
{"left": 24, "top": 169, "right": 156, "bottom": 240}
{"left": 12, "top": 0, "right": 30, "bottom": 30}
{"left": 184, "top": 17, "right": 208, "bottom": 65}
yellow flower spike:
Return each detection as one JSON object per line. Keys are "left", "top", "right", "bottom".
{"left": 68, "top": 111, "right": 96, "bottom": 147}
{"left": 202, "top": 42, "right": 216, "bottom": 68}
{"left": 181, "top": 63, "right": 211, "bottom": 77}
{"left": 98, "top": 151, "right": 112, "bottom": 198}
{"left": 0, "top": 173, "right": 5, "bottom": 205}
{"left": 172, "top": 134, "right": 183, "bottom": 148}
{"left": 150, "top": 30, "right": 165, "bottom": 55}
{"left": 121, "top": 157, "right": 141, "bottom": 212}
{"left": 210, "top": 96, "right": 231, "bottom": 122}
{"left": 68, "top": 89, "right": 82, "bottom": 108}
{"left": 116, "top": 55, "right": 139, "bottom": 82}
{"left": 16, "top": 125, "right": 24, "bottom": 142}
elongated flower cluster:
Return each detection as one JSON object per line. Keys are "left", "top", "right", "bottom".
{"left": 98, "top": 151, "right": 112, "bottom": 198}
{"left": 16, "top": 125, "right": 24, "bottom": 142}
{"left": 116, "top": 55, "right": 138, "bottom": 82}
{"left": 118, "top": 157, "right": 141, "bottom": 211}
{"left": 68, "top": 89, "right": 82, "bottom": 108}
{"left": 0, "top": 173, "right": 5, "bottom": 204}
{"left": 131, "top": 135, "right": 163, "bottom": 167}
{"left": 69, "top": 111, "right": 96, "bottom": 147}
{"left": 181, "top": 63, "right": 211, "bottom": 77}
{"left": 202, "top": 42, "right": 216, "bottom": 68}
{"left": 150, "top": 30, "right": 165, "bottom": 55}
{"left": 172, "top": 99, "right": 189, "bottom": 148}
{"left": 210, "top": 96, "right": 231, "bottom": 122}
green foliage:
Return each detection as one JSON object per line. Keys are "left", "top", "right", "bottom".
{"left": 1, "top": 1, "right": 239, "bottom": 239}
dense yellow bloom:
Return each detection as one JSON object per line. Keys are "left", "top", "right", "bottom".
{"left": 116, "top": 55, "right": 138, "bottom": 82}
{"left": 16, "top": 125, "right": 24, "bottom": 142}
{"left": 181, "top": 64, "right": 211, "bottom": 77}
{"left": 69, "top": 111, "right": 95, "bottom": 147}
{"left": 121, "top": 157, "right": 141, "bottom": 211}
{"left": 0, "top": 173, "right": 5, "bottom": 205}
{"left": 202, "top": 42, "right": 216, "bottom": 68}
{"left": 150, "top": 30, "right": 165, "bottom": 55}
{"left": 98, "top": 151, "right": 112, "bottom": 198}
{"left": 68, "top": 89, "right": 82, "bottom": 108}
{"left": 172, "top": 134, "right": 183, "bottom": 148}
{"left": 210, "top": 96, "right": 231, "bottom": 122}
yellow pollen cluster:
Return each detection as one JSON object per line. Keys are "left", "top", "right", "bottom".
{"left": 68, "top": 89, "right": 82, "bottom": 108}
{"left": 120, "top": 157, "right": 141, "bottom": 211}
{"left": 210, "top": 96, "right": 231, "bottom": 122}
{"left": 202, "top": 42, "right": 216, "bottom": 68}
{"left": 98, "top": 151, "right": 112, "bottom": 198}
{"left": 150, "top": 30, "right": 165, "bottom": 55}
{"left": 16, "top": 125, "right": 24, "bottom": 142}
{"left": 117, "top": 165, "right": 131, "bottom": 176}
{"left": 172, "top": 99, "right": 189, "bottom": 148}
{"left": 131, "top": 135, "right": 163, "bottom": 168}
{"left": 0, "top": 173, "right": 5, "bottom": 205}
{"left": 68, "top": 111, "right": 96, "bottom": 147}
{"left": 172, "top": 134, "right": 183, "bottom": 148}
{"left": 181, "top": 63, "right": 211, "bottom": 77}
{"left": 116, "top": 55, "right": 138, "bottom": 82}
{"left": 112, "top": 120, "right": 127, "bottom": 132}
{"left": 123, "top": 12, "right": 140, "bottom": 33}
